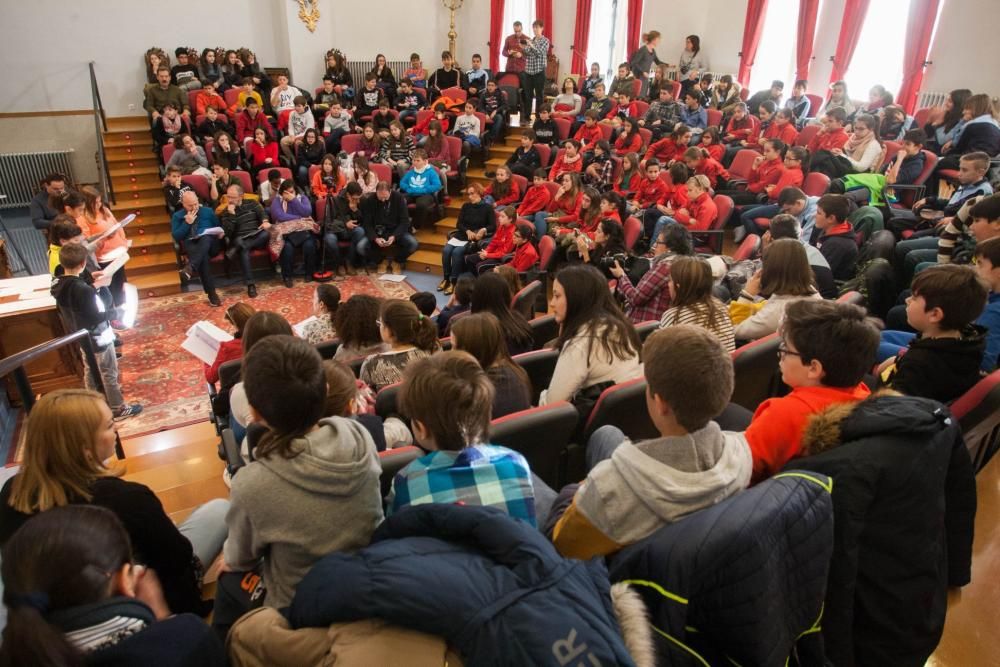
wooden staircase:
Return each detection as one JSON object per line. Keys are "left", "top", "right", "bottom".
{"left": 103, "top": 116, "right": 182, "bottom": 298}
{"left": 409, "top": 127, "right": 521, "bottom": 275}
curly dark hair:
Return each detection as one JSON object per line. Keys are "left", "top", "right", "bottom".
{"left": 333, "top": 295, "right": 383, "bottom": 349}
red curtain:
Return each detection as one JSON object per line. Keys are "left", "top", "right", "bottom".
{"left": 571, "top": 0, "right": 593, "bottom": 75}
{"left": 489, "top": 0, "right": 505, "bottom": 72}
{"left": 795, "top": 0, "right": 820, "bottom": 82}
{"left": 626, "top": 0, "right": 644, "bottom": 57}
{"left": 828, "top": 0, "right": 871, "bottom": 85}
{"left": 536, "top": 0, "right": 553, "bottom": 43}
{"left": 896, "top": 0, "right": 940, "bottom": 113}
{"left": 736, "top": 0, "right": 769, "bottom": 87}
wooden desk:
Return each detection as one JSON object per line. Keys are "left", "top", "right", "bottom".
{"left": 0, "top": 275, "right": 83, "bottom": 403}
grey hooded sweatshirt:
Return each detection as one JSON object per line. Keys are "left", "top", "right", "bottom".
{"left": 223, "top": 416, "right": 384, "bottom": 608}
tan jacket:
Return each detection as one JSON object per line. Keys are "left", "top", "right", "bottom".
{"left": 227, "top": 607, "right": 464, "bottom": 667}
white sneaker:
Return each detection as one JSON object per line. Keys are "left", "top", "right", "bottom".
{"left": 732, "top": 227, "right": 747, "bottom": 244}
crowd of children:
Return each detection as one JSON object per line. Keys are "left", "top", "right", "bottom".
{"left": 10, "top": 28, "right": 1000, "bottom": 667}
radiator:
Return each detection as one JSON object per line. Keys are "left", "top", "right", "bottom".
{"left": 344, "top": 60, "right": 412, "bottom": 88}
{"left": 0, "top": 151, "right": 76, "bottom": 209}
{"left": 917, "top": 90, "right": 948, "bottom": 110}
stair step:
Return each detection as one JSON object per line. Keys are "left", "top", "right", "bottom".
{"left": 415, "top": 230, "right": 449, "bottom": 252}
{"left": 104, "top": 135, "right": 154, "bottom": 149}
{"left": 106, "top": 145, "right": 158, "bottom": 160}
{"left": 112, "top": 196, "right": 168, "bottom": 212}
{"left": 491, "top": 145, "right": 515, "bottom": 156}
{"left": 129, "top": 230, "right": 176, "bottom": 253}
{"left": 109, "top": 165, "right": 160, "bottom": 179}
{"left": 131, "top": 270, "right": 182, "bottom": 299}
{"left": 407, "top": 249, "right": 444, "bottom": 276}
{"left": 106, "top": 154, "right": 159, "bottom": 168}
{"left": 125, "top": 250, "right": 179, "bottom": 276}
{"left": 106, "top": 116, "right": 153, "bottom": 132}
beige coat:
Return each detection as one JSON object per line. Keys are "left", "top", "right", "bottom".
{"left": 228, "top": 608, "right": 464, "bottom": 667}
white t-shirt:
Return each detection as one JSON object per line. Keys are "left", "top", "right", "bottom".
{"left": 273, "top": 85, "right": 303, "bottom": 112}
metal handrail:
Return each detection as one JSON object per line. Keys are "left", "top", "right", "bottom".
{"left": 1, "top": 329, "right": 125, "bottom": 459}
{"left": 89, "top": 62, "right": 116, "bottom": 206}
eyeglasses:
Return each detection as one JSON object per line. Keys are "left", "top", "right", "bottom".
{"left": 777, "top": 343, "right": 804, "bottom": 361}
{"left": 654, "top": 239, "right": 668, "bottom": 246}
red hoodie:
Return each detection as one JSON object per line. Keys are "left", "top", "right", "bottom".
{"left": 605, "top": 101, "right": 640, "bottom": 120}
{"left": 486, "top": 179, "right": 521, "bottom": 206}
{"left": 614, "top": 132, "right": 643, "bottom": 155}
{"left": 615, "top": 171, "right": 642, "bottom": 196}
{"left": 413, "top": 114, "right": 449, "bottom": 136}
{"left": 746, "top": 157, "right": 784, "bottom": 194}
{"left": 507, "top": 241, "right": 539, "bottom": 271}
{"left": 764, "top": 121, "right": 799, "bottom": 146}
{"left": 574, "top": 123, "right": 604, "bottom": 147}
{"left": 634, "top": 176, "right": 670, "bottom": 208}
{"left": 724, "top": 115, "right": 755, "bottom": 142}
{"left": 769, "top": 165, "right": 804, "bottom": 199}
{"left": 673, "top": 190, "right": 717, "bottom": 231}
{"left": 517, "top": 184, "right": 552, "bottom": 217}
{"left": 705, "top": 143, "right": 724, "bottom": 162}
{"left": 809, "top": 127, "right": 849, "bottom": 153}
{"left": 549, "top": 153, "right": 584, "bottom": 182}
{"left": 657, "top": 181, "right": 690, "bottom": 210}
{"left": 645, "top": 137, "right": 684, "bottom": 163}
{"left": 695, "top": 157, "right": 730, "bottom": 189}
{"left": 546, "top": 191, "right": 584, "bottom": 225}
{"left": 483, "top": 222, "right": 516, "bottom": 259}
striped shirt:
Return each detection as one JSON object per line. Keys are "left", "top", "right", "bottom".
{"left": 659, "top": 300, "right": 736, "bottom": 352}
{"left": 360, "top": 348, "right": 429, "bottom": 391}
{"left": 390, "top": 444, "right": 536, "bottom": 525}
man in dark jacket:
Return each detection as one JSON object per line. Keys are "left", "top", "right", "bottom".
{"left": 288, "top": 504, "right": 645, "bottom": 667}
{"left": 29, "top": 172, "right": 66, "bottom": 231}
{"left": 219, "top": 183, "right": 269, "bottom": 297}
{"left": 358, "top": 181, "right": 418, "bottom": 274}
{"left": 790, "top": 393, "right": 976, "bottom": 667}
{"left": 321, "top": 181, "right": 366, "bottom": 275}
{"left": 51, "top": 243, "right": 142, "bottom": 419}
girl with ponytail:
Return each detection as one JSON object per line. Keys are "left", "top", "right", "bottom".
{"left": 0, "top": 505, "right": 225, "bottom": 666}
{"left": 360, "top": 299, "right": 439, "bottom": 391}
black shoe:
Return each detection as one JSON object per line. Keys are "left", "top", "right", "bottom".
{"left": 283, "top": 277, "right": 294, "bottom": 288}
{"left": 208, "top": 291, "right": 222, "bottom": 307}
{"left": 247, "top": 284, "right": 257, "bottom": 298}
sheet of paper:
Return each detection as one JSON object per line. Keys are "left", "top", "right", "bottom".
{"left": 198, "top": 226, "right": 225, "bottom": 238}
{"left": 181, "top": 321, "right": 233, "bottom": 365}
{"left": 89, "top": 214, "right": 136, "bottom": 245}
{"left": 93, "top": 252, "right": 130, "bottom": 288}
{"left": 379, "top": 273, "right": 407, "bottom": 282}
{"left": 293, "top": 315, "right": 317, "bottom": 337}
{"left": 446, "top": 237, "right": 468, "bottom": 247}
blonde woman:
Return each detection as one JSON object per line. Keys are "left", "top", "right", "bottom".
{"left": 0, "top": 388, "right": 229, "bottom": 616}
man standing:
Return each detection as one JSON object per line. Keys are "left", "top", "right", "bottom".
{"left": 30, "top": 173, "right": 67, "bottom": 231}
{"left": 219, "top": 183, "right": 270, "bottom": 298}
{"left": 522, "top": 20, "right": 551, "bottom": 120}
{"left": 502, "top": 21, "right": 528, "bottom": 113}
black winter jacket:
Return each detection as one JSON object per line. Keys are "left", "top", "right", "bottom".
{"left": 790, "top": 394, "right": 976, "bottom": 667}
{"left": 360, "top": 190, "right": 410, "bottom": 241}
{"left": 884, "top": 325, "right": 986, "bottom": 403}
{"left": 289, "top": 504, "right": 638, "bottom": 667}
{"left": 608, "top": 472, "right": 834, "bottom": 666}
{"left": 451, "top": 200, "right": 496, "bottom": 240}
{"left": 817, "top": 227, "right": 859, "bottom": 282}
{"left": 50, "top": 274, "right": 113, "bottom": 349}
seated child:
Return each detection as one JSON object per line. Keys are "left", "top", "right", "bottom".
{"left": 813, "top": 193, "right": 859, "bottom": 281}
{"left": 402, "top": 52, "right": 428, "bottom": 89}
{"left": 437, "top": 275, "right": 474, "bottom": 334}
{"left": 532, "top": 104, "right": 557, "bottom": 146}
{"left": 221, "top": 335, "right": 383, "bottom": 610}
{"left": 879, "top": 264, "right": 989, "bottom": 402}
{"left": 453, "top": 101, "right": 483, "bottom": 148}
{"left": 390, "top": 351, "right": 537, "bottom": 525}
{"left": 409, "top": 291, "right": 438, "bottom": 319}
{"left": 162, "top": 165, "right": 194, "bottom": 214}
{"left": 395, "top": 77, "right": 426, "bottom": 126}
{"left": 517, "top": 168, "right": 552, "bottom": 219}
{"left": 505, "top": 129, "right": 542, "bottom": 179}
{"left": 501, "top": 223, "right": 540, "bottom": 272}
{"left": 550, "top": 326, "right": 751, "bottom": 558}
{"left": 744, "top": 299, "right": 878, "bottom": 483}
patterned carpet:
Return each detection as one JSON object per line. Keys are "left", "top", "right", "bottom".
{"left": 115, "top": 276, "right": 415, "bottom": 439}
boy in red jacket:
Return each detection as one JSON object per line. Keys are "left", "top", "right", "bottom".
{"left": 501, "top": 222, "right": 540, "bottom": 272}
{"left": 517, "top": 168, "right": 552, "bottom": 218}
{"left": 744, "top": 299, "right": 878, "bottom": 484}
{"left": 808, "top": 108, "right": 850, "bottom": 154}
{"left": 573, "top": 110, "right": 604, "bottom": 149}
{"left": 632, "top": 159, "right": 670, "bottom": 212}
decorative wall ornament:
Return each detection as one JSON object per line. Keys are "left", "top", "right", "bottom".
{"left": 297, "top": 0, "right": 321, "bottom": 32}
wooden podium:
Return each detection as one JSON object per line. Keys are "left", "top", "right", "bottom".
{"left": 0, "top": 275, "right": 83, "bottom": 403}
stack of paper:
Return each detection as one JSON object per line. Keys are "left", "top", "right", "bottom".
{"left": 293, "top": 315, "right": 317, "bottom": 337}
{"left": 181, "top": 320, "right": 234, "bottom": 365}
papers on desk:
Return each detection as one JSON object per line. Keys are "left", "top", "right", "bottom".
{"left": 93, "top": 252, "right": 130, "bottom": 288}
{"left": 446, "top": 237, "right": 468, "bottom": 247}
{"left": 0, "top": 274, "right": 56, "bottom": 314}
{"left": 181, "top": 320, "right": 233, "bottom": 365}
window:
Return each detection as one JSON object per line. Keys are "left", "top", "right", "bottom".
{"left": 587, "top": 0, "right": 630, "bottom": 83}
{"left": 500, "top": 0, "right": 535, "bottom": 71}
{"left": 842, "top": 0, "right": 919, "bottom": 103}
{"left": 748, "top": 0, "right": 822, "bottom": 94}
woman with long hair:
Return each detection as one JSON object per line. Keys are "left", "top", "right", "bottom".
{"left": 572, "top": 218, "right": 628, "bottom": 277}
{"left": 0, "top": 506, "right": 226, "bottom": 666}
{"left": 628, "top": 30, "right": 665, "bottom": 97}
{"left": 732, "top": 238, "right": 819, "bottom": 341}
{"left": 205, "top": 302, "right": 256, "bottom": 383}
{"left": 295, "top": 128, "right": 326, "bottom": 187}
{"left": 677, "top": 34, "right": 707, "bottom": 79}
{"left": 298, "top": 283, "right": 340, "bottom": 344}
{"left": 350, "top": 153, "right": 379, "bottom": 194}
{"left": 0, "top": 389, "right": 229, "bottom": 617}
{"left": 451, "top": 313, "right": 532, "bottom": 418}
{"left": 77, "top": 186, "right": 129, "bottom": 308}
{"left": 541, "top": 264, "right": 642, "bottom": 405}
{"left": 370, "top": 53, "right": 397, "bottom": 102}
{"left": 360, "top": 299, "right": 439, "bottom": 391}
{"left": 332, "top": 295, "right": 387, "bottom": 361}
{"left": 311, "top": 153, "right": 346, "bottom": 199}
{"left": 470, "top": 272, "right": 535, "bottom": 356}
{"left": 660, "top": 256, "right": 735, "bottom": 351}
{"left": 923, "top": 88, "right": 972, "bottom": 154}
{"left": 212, "top": 130, "right": 242, "bottom": 170}
{"left": 810, "top": 113, "right": 884, "bottom": 178}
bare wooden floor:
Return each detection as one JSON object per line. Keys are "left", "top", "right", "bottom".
{"left": 122, "top": 421, "right": 998, "bottom": 664}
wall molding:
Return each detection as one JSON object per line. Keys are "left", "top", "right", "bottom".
{"left": 0, "top": 110, "right": 94, "bottom": 119}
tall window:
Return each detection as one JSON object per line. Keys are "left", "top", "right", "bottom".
{"left": 748, "top": 0, "right": 822, "bottom": 94}
{"left": 500, "top": 0, "right": 536, "bottom": 71}
{"left": 587, "top": 0, "right": 629, "bottom": 83}
{"left": 842, "top": 0, "right": 918, "bottom": 102}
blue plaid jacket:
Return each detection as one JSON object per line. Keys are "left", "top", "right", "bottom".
{"left": 390, "top": 445, "right": 536, "bottom": 525}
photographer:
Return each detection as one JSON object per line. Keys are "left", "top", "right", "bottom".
{"left": 358, "top": 181, "right": 419, "bottom": 274}
{"left": 611, "top": 222, "right": 694, "bottom": 323}
{"left": 572, "top": 218, "right": 628, "bottom": 279}
{"left": 322, "top": 181, "right": 367, "bottom": 276}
